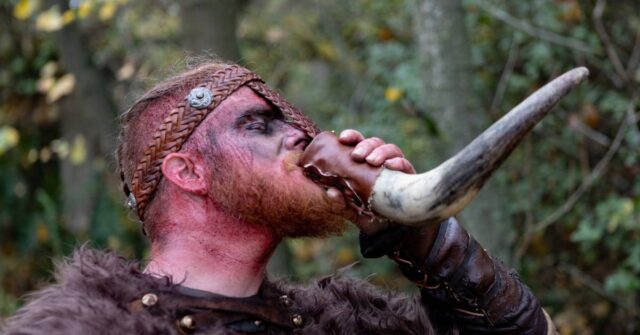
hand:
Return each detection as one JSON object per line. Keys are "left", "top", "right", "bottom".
{"left": 338, "top": 129, "right": 416, "bottom": 174}
{"left": 322, "top": 129, "right": 415, "bottom": 234}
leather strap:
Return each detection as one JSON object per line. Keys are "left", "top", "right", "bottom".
{"left": 128, "top": 284, "right": 302, "bottom": 333}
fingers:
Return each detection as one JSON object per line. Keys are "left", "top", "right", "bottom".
{"left": 338, "top": 129, "right": 364, "bottom": 145}
{"left": 365, "top": 143, "right": 403, "bottom": 166}
{"left": 384, "top": 157, "right": 416, "bottom": 174}
{"left": 338, "top": 129, "right": 415, "bottom": 172}
{"left": 350, "top": 137, "right": 385, "bottom": 161}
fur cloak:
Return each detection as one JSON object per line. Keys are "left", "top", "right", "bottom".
{"left": 1, "top": 247, "right": 457, "bottom": 334}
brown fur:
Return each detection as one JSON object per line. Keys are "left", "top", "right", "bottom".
{"left": 1, "top": 247, "right": 456, "bottom": 334}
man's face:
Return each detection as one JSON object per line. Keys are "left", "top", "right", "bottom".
{"left": 199, "top": 87, "right": 348, "bottom": 238}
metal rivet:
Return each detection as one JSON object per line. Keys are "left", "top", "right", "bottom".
{"left": 187, "top": 87, "right": 213, "bottom": 109}
{"left": 179, "top": 315, "right": 195, "bottom": 330}
{"left": 141, "top": 293, "right": 158, "bottom": 307}
{"left": 126, "top": 193, "right": 137, "bottom": 211}
{"left": 280, "top": 294, "right": 291, "bottom": 306}
{"left": 254, "top": 320, "right": 262, "bottom": 327}
{"left": 291, "top": 314, "right": 303, "bottom": 327}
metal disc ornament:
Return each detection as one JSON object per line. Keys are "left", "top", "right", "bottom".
{"left": 188, "top": 87, "right": 213, "bottom": 109}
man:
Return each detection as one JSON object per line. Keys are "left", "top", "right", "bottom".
{"left": 3, "top": 63, "right": 555, "bottom": 334}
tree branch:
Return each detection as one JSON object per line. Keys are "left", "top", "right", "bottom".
{"left": 592, "top": 0, "right": 630, "bottom": 86}
{"left": 560, "top": 264, "right": 631, "bottom": 310}
{"left": 490, "top": 36, "right": 519, "bottom": 115}
{"left": 533, "top": 94, "right": 638, "bottom": 233}
{"left": 475, "top": 0, "right": 595, "bottom": 54}
{"left": 626, "top": 31, "right": 640, "bottom": 75}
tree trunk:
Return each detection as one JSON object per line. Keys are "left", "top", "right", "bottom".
{"left": 180, "top": 0, "right": 245, "bottom": 61}
{"left": 53, "top": 1, "right": 118, "bottom": 234}
{"left": 415, "top": 0, "right": 512, "bottom": 261}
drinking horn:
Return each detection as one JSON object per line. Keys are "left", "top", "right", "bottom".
{"left": 301, "top": 67, "right": 589, "bottom": 226}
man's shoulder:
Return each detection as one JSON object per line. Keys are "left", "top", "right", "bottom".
{"left": 24, "top": 246, "right": 147, "bottom": 302}
{"left": 2, "top": 246, "right": 175, "bottom": 334}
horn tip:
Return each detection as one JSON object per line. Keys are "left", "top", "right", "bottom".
{"left": 571, "top": 67, "right": 590, "bottom": 82}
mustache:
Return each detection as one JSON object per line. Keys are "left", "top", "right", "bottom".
{"left": 283, "top": 151, "right": 303, "bottom": 172}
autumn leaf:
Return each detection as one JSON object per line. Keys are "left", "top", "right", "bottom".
{"left": 35, "top": 6, "right": 64, "bottom": 32}
{"left": 39, "top": 146, "right": 51, "bottom": 163}
{"left": 63, "top": 10, "right": 75, "bottom": 24}
{"left": 14, "top": 0, "right": 37, "bottom": 20}
{"left": 46, "top": 73, "right": 76, "bottom": 103}
{"left": 77, "top": 1, "right": 92, "bottom": 19}
{"left": 384, "top": 87, "right": 404, "bottom": 102}
{"left": 116, "top": 61, "right": 135, "bottom": 81}
{"left": 36, "top": 222, "right": 49, "bottom": 243}
{"left": 0, "top": 126, "right": 20, "bottom": 156}
{"left": 335, "top": 248, "right": 355, "bottom": 267}
{"left": 377, "top": 27, "right": 395, "bottom": 41}
{"left": 99, "top": 2, "right": 117, "bottom": 21}
{"left": 51, "top": 139, "right": 70, "bottom": 159}
{"left": 70, "top": 135, "right": 87, "bottom": 165}
{"left": 317, "top": 42, "right": 337, "bottom": 60}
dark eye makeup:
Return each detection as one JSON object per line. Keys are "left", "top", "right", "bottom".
{"left": 236, "top": 107, "right": 283, "bottom": 134}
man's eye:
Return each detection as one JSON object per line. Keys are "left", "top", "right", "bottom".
{"left": 245, "top": 121, "right": 267, "bottom": 132}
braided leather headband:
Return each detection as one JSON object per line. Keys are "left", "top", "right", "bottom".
{"left": 123, "top": 65, "right": 321, "bottom": 220}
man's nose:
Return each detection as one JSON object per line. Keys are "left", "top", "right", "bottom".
{"left": 283, "top": 126, "right": 309, "bottom": 151}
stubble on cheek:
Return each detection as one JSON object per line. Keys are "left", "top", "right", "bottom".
{"left": 209, "top": 151, "right": 349, "bottom": 238}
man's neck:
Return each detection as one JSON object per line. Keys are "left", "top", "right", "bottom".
{"left": 144, "top": 217, "right": 279, "bottom": 298}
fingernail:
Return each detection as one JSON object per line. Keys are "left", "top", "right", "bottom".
{"left": 366, "top": 154, "right": 380, "bottom": 163}
{"left": 352, "top": 147, "right": 365, "bottom": 156}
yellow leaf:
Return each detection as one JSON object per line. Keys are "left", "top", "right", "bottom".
{"left": 108, "top": 235, "right": 121, "bottom": 250}
{"left": 40, "top": 61, "right": 57, "bottom": 78}
{"left": 36, "top": 222, "right": 49, "bottom": 243}
{"left": 99, "top": 2, "right": 116, "bottom": 21}
{"left": 35, "top": 6, "right": 64, "bottom": 32}
{"left": 39, "top": 146, "right": 51, "bottom": 163}
{"left": 27, "top": 148, "right": 38, "bottom": 163}
{"left": 384, "top": 87, "right": 404, "bottom": 102}
{"left": 63, "top": 10, "right": 75, "bottom": 24}
{"left": 70, "top": 135, "right": 87, "bottom": 165}
{"left": 335, "top": 248, "right": 355, "bottom": 267}
{"left": 51, "top": 139, "right": 70, "bottom": 159}
{"left": 37, "top": 77, "right": 54, "bottom": 93}
{"left": 116, "top": 61, "right": 135, "bottom": 81}
{"left": 14, "top": 0, "right": 37, "bottom": 20}
{"left": 317, "top": 42, "right": 337, "bottom": 61}
{"left": 77, "top": 1, "right": 91, "bottom": 19}
{"left": 46, "top": 73, "right": 75, "bottom": 103}
{"left": 36, "top": 6, "right": 64, "bottom": 32}
{"left": 0, "top": 126, "right": 20, "bottom": 155}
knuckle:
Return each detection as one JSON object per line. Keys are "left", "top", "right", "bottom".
{"left": 382, "top": 144, "right": 402, "bottom": 156}
{"left": 385, "top": 143, "right": 401, "bottom": 151}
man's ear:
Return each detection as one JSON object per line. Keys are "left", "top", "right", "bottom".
{"left": 161, "top": 152, "right": 209, "bottom": 195}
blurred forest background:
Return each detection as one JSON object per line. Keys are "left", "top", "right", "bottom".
{"left": 1, "top": 0, "right": 639, "bottom": 333}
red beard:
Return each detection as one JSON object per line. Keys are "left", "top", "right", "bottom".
{"left": 210, "top": 152, "right": 348, "bottom": 238}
